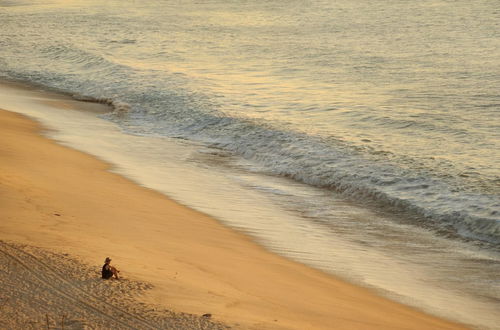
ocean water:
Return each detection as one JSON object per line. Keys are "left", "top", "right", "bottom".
{"left": 1, "top": 0, "right": 499, "bottom": 328}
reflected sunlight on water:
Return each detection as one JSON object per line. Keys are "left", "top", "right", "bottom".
{"left": 1, "top": 0, "right": 499, "bottom": 327}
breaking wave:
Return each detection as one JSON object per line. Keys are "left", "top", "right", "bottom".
{"left": 2, "top": 61, "right": 498, "bottom": 245}
{"left": 0, "top": 2, "right": 497, "bottom": 246}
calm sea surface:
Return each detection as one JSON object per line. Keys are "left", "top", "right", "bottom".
{"left": 1, "top": 0, "right": 499, "bottom": 328}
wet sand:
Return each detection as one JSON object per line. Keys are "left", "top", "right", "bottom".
{"left": 0, "top": 83, "right": 468, "bottom": 329}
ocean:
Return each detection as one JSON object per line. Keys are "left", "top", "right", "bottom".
{"left": 1, "top": 0, "right": 499, "bottom": 328}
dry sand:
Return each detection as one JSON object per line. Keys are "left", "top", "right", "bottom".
{"left": 0, "top": 240, "right": 227, "bottom": 329}
{"left": 0, "top": 84, "right": 468, "bottom": 329}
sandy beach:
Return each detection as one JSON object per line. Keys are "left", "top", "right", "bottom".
{"left": 0, "top": 83, "right": 467, "bottom": 329}
{"left": 0, "top": 240, "right": 227, "bottom": 329}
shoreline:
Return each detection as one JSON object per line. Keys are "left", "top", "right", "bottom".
{"left": 0, "top": 83, "right": 467, "bottom": 329}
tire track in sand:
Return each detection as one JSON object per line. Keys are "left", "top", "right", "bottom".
{"left": 0, "top": 241, "right": 229, "bottom": 329}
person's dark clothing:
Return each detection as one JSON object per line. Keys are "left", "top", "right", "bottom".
{"left": 102, "top": 264, "right": 113, "bottom": 279}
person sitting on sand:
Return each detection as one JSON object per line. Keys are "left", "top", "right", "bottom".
{"left": 102, "top": 257, "right": 120, "bottom": 280}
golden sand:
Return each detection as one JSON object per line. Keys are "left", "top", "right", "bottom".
{"left": 0, "top": 86, "right": 467, "bottom": 329}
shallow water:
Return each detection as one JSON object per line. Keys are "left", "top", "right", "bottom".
{"left": 1, "top": 0, "right": 498, "bottom": 242}
{"left": 1, "top": 0, "right": 499, "bottom": 328}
